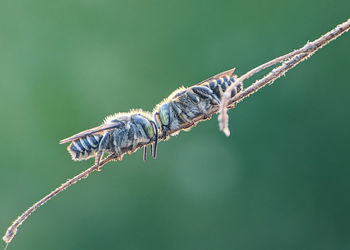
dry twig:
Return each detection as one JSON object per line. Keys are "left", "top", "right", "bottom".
{"left": 218, "top": 18, "right": 350, "bottom": 136}
{"left": 3, "top": 18, "right": 350, "bottom": 246}
{"left": 2, "top": 154, "right": 117, "bottom": 245}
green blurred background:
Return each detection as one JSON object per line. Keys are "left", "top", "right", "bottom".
{"left": 0, "top": 0, "right": 349, "bottom": 249}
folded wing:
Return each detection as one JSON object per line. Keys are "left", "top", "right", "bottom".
{"left": 59, "top": 122, "right": 124, "bottom": 144}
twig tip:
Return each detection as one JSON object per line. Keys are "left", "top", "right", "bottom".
{"left": 222, "top": 128, "right": 231, "bottom": 137}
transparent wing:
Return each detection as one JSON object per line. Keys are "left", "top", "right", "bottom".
{"left": 59, "top": 121, "right": 124, "bottom": 144}
{"left": 196, "top": 68, "right": 236, "bottom": 86}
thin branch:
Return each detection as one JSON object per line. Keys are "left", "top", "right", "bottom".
{"left": 219, "top": 18, "right": 350, "bottom": 136}
{"left": 3, "top": 18, "right": 349, "bottom": 246}
{"left": 2, "top": 153, "right": 117, "bottom": 245}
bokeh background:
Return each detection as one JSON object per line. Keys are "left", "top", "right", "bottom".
{"left": 0, "top": 0, "right": 349, "bottom": 249}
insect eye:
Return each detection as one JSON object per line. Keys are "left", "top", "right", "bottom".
{"left": 159, "top": 103, "right": 170, "bottom": 126}
{"left": 132, "top": 115, "right": 154, "bottom": 139}
{"left": 143, "top": 122, "right": 154, "bottom": 139}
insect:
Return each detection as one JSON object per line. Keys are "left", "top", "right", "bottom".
{"left": 59, "top": 110, "right": 158, "bottom": 170}
{"left": 60, "top": 69, "right": 242, "bottom": 167}
{"left": 153, "top": 68, "right": 243, "bottom": 139}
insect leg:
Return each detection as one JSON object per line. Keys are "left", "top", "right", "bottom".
{"left": 95, "top": 132, "right": 111, "bottom": 171}
{"left": 112, "top": 129, "right": 125, "bottom": 158}
{"left": 94, "top": 151, "right": 104, "bottom": 171}
{"left": 149, "top": 144, "right": 153, "bottom": 158}
{"left": 143, "top": 146, "right": 148, "bottom": 161}
{"left": 171, "top": 100, "right": 192, "bottom": 124}
{"left": 186, "top": 91, "right": 200, "bottom": 104}
{"left": 191, "top": 86, "right": 220, "bottom": 105}
{"left": 150, "top": 120, "right": 158, "bottom": 159}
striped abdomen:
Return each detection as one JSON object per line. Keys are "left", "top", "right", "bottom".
{"left": 202, "top": 75, "right": 241, "bottom": 100}
{"left": 68, "top": 134, "right": 103, "bottom": 161}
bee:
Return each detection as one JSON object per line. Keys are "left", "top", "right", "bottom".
{"left": 60, "top": 68, "right": 240, "bottom": 167}
{"left": 153, "top": 68, "right": 242, "bottom": 138}
{"left": 59, "top": 110, "right": 158, "bottom": 170}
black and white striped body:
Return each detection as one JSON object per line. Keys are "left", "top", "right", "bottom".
{"left": 153, "top": 70, "right": 242, "bottom": 138}
{"left": 200, "top": 75, "right": 242, "bottom": 100}
{"left": 61, "top": 111, "right": 158, "bottom": 162}
{"left": 68, "top": 134, "right": 103, "bottom": 160}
